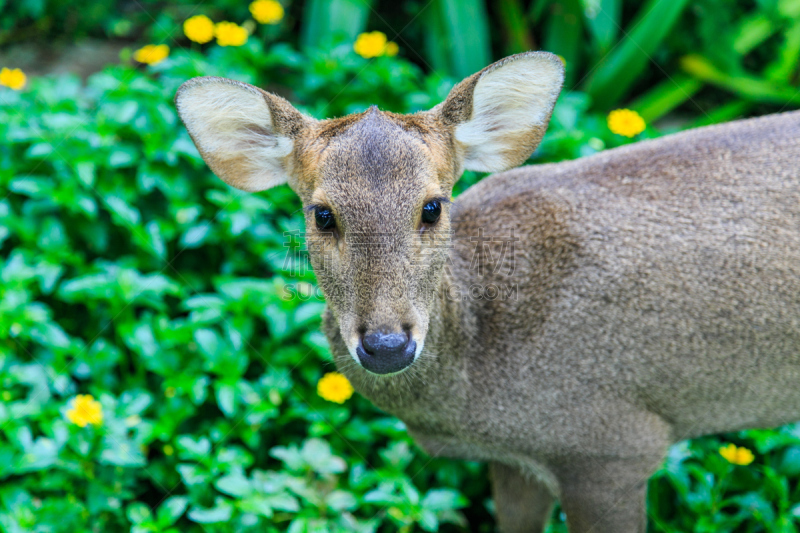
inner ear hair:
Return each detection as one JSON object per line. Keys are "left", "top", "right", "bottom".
{"left": 175, "top": 77, "right": 313, "bottom": 192}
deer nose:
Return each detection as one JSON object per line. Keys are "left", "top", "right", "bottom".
{"left": 357, "top": 329, "right": 416, "bottom": 374}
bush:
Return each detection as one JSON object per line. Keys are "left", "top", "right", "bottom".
{"left": 0, "top": 39, "right": 479, "bottom": 531}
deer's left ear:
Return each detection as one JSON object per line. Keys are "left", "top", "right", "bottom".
{"left": 176, "top": 76, "right": 315, "bottom": 192}
{"left": 432, "top": 52, "right": 564, "bottom": 173}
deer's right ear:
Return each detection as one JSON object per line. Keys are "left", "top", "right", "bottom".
{"left": 175, "top": 77, "right": 313, "bottom": 192}
{"left": 433, "top": 52, "right": 564, "bottom": 173}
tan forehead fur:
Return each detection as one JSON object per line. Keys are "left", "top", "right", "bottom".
{"left": 290, "top": 107, "right": 461, "bottom": 203}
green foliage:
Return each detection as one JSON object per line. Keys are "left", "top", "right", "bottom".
{"left": 5, "top": 0, "right": 800, "bottom": 119}
{"left": 1, "top": 1, "right": 799, "bottom": 532}
{"left": 0, "top": 40, "right": 480, "bottom": 532}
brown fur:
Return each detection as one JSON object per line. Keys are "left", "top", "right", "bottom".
{"left": 176, "top": 53, "right": 800, "bottom": 532}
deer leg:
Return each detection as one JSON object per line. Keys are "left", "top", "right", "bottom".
{"left": 490, "top": 461, "right": 555, "bottom": 533}
{"left": 556, "top": 457, "right": 658, "bottom": 533}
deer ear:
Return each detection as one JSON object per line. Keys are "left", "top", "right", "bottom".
{"left": 434, "top": 52, "right": 564, "bottom": 173}
{"left": 175, "top": 77, "right": 313, "bottom": 192}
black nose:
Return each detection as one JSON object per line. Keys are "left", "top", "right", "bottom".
{"left": 357, "top": 329, "right": 416, "bottom": 374}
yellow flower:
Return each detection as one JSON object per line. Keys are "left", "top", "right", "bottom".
{"left": 607, "top": 108, "right": 646, "bottom": 138}
{"left": 215, "top": 21, "right": 248, "bottom": 47}
{"left": 317, "top": 372, "right": 354, "bottom": 404}
{"left": 164, "top": 386, "right": 176, "bottom": 398}
{"left": 250, "top": 0, "right": 284, "bottom": 24}
{"left": 163, "top": 444, "right": 174, "bottom": 456}
{"left": 133, "top": 44, "right": 170, "bottom": 65}
{"left": 184, "top": 15, "right": 215, "bottom": 44}
{"left": 354, "top": 31, "right": 397, "bottom": 59}
{"left": 0, "top": 68, "right": 27, "bottom": 90}
{"left": 719, "top": 443, "right": 755, "bottom": 465}
{"left": 66, "top": 394, "right": 103, "bottom": 427}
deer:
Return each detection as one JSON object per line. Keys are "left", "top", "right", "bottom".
{"left": 175, "top": 51, "right": 800, "bottom": 532}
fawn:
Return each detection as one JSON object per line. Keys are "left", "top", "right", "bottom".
{"left": 176, "top": 52, "right": 800, "bottom": 532}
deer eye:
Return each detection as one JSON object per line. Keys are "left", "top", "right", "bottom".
{"left": 314, "top": 207, "right": 336, "bottom": 231}
{"left": 421, "top": 200, "right": 441, "bottom": 225}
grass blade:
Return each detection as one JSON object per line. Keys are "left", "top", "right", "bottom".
{"left": 681, "top": 54, "right": 800, "bottom": 105}
{"left": 300, "top": 0, "right": 374, "bottom": 51}
{"left": 629, "top": 75, "right": 703, "bottom": 123}
{"left": 583, "top": 0, "right": 691, "bottom": 109}
{"left": 583, "top": 0, "right": 621, "bottom": 55}
{"left": 543, "top": 0, "right": 582, "bottom": 87}
{"left": 498, "top": 0, "right": 535, "bottom": 54}
{"left": 689, "top": 100, "right": 753, "bottom": 128}
{"left": 733, "top": 14, "right": 777, "bottom": 54}
{"left": 765, "top": 19, "right": 800, "bottom": 82}
{"left": 424, "top": 0, "right": 491, "bottom": 78}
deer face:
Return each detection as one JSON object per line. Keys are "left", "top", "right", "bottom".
{"left": 175, "top": 52, "right": 563, "bottom": 375}
{"left": 302, "top": 108, "right": 456, "bottom": 374}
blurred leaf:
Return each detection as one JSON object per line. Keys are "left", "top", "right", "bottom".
{"left": 188, "top": 499, "right": 233, "bottom": 523}
{"left": 157, "top": 496, "right": 189, "bottom": 527}
{"left": 421, "top": 488, "right": 467, "bottom": 511}
{"left": 215, "top": 470, "right": 253, "bottom": 497}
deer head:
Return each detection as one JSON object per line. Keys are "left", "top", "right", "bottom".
{"left": 175, "top": 52, "right": 564, "bottom": 375}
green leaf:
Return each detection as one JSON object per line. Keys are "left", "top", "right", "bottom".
{"left": 215, "top": 383, "right": 236, "bottom": 418}
{"left": 421, "top": 488, "right": 467, "bottom": 511}
{"left": 215, "top": 470, "right": 252, "bottom": 497}
{"left": 188, "top": 499, "right": 233, "bottom": 524}
{"left": 363, "top": 489, "right": 399, "bottom": 505}
{"left": 99, "top": 436, "right": 146, "bottom": 467}
{"left": 75, "top": 161, "right": 96, "bottom": 187}
{"left": 108, "top": 146, "right": 137, "bottom": 167}
{"left": 177, "top": 464, "right": 210, "bottom": 487}
{"left": 418, "top": 509, "right": 439, "bottom": 532}
{"left": 263, "top": 492, "right": 300, "bottom": 512}
{"left": 9, "top": 177, "right": 50, "bottom": 196}
{"left": 180, "top": 223, "right": 211, "bottom": 248}
{"left": 302, "top": 438, "right": 346, "bottom": 474}
{"left": 326, "top": 489, "right": 357, "bottom": 511}
{"left": 778, "top": 446, "right": 800, "bottom": 476}
{"left": 157, "top": 496, "right": 189, "bottom": 527}
{"left": 176, "top": 435, "right": 211, "bottom": 459}
{"left": 105, "top": 195, "right": 141, "bottom": 226}
{"left": 26, "top": 142, "right": 54, "bottom": 158}
{"left": 126, "top": 502, "right": 152, "bottom": 525}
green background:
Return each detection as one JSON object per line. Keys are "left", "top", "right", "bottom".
{"left": 2, "top": 0, "right": 800, "bottom": 531}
